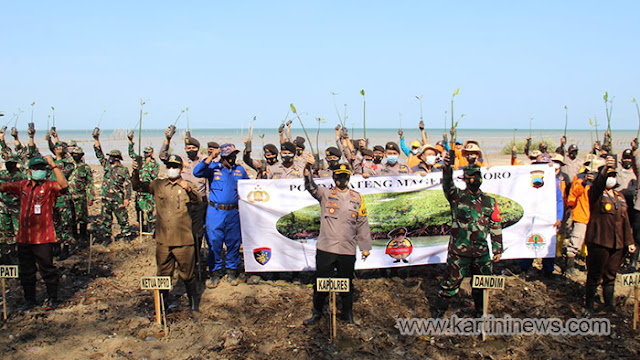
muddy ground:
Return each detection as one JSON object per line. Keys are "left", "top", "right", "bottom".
{"left": 1, "top": 162, "right": 639, "bottom": 359}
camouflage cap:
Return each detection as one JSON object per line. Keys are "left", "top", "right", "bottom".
{"left": 463, "top": 165, "right": 482, "bottom": 177}
{"left": 108, "top": 149, "right": 123, "bottom": 158}
{"left": 70, "top": 146, "right": 85, "bottom": 155}
{"left": 220, "top": 143, "right": 239, "bottom": 157}
{"left": 54, "top": 141, "right": 68, "bottom": 149}
{"left": 67, "top": 140, "right": 77, "bottom": 147}
{"left": 143, "top": 146, "right": 154, "bottom": 153}
{"left": 5, "top": 155, "right": 20, "bottom": 163}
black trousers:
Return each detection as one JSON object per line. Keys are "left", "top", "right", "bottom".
{"left": 633, "top": 209, "right": 640, "bottom": 245}
{"left": 188, "top": 199, "right": 208, "bottom": 260}
{"left": 313, "top": 249, "right": 356, "bottom": 314}
{"left": 586, "top": 243, "right": 625, "bottom": 288}
{"left": 17, "top": 243, "right": 59, "bottom": 299}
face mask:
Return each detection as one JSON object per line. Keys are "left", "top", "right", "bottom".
{"left": 266, "top": 156, "right": 278, "bottom": 165}
{"left": 144, "top": 152, "right": 152, "bottom": 158}
{"left": 568, "top": 151, "right": 577, "bottom": 160}
{"left": 465, "top": 175, "right": 482, "bottom": 192}
{"left": 606, "top": 177, "right": 617, "bottom": 189}
{"left": 622, "top": 160, "right": 632, "bottom": 169}
{"left": 296, "top": 149, "right": 303, "bottom": 156}
{"left": 387, "top": 155, "right": 398, "bottom": 165}
{"left": 186, "top": 150, "right": 198, "bottom": 159}
{"left": 425, "top": 155, "right": 437, "bottom": 165}
{"left": 539, "top": 144, "right": 548, "bottom": 153}
{"left": 72, "top": 155, "right": 83, "bottom": 162}
{"left": 411, "top": 149, "right": 419, "bottom": 155}
{"left": 363, "top": 158, "right": 373, "bottom": 166}
{"left": 328, "top": 159, "right": 339, "bottom": 169}
{"left": 333, "top": 174, "right": 350, "bottom": 190}
{"left": 467, "top": 156, "right": 478, "bottom": 165}
{"left": 31, "top": 169, "right": 47, "bottom": 181}
{"left": 373, "top": 155, "right": 383, "bottom": 164}
{"left": 281, "top": 154, "right": 294, "bottom": 165}
{"left": 224, "top": 156, "right": 236, "bottom": 167}
{"left": 109, "top": 157, "right": 117, "bottom": 164}
{"left": 166, "top": 168, "right": 181, "bottom": 179}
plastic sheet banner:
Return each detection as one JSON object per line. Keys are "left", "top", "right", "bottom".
{"left": 239, "top": 165, "right": 557, "bottom": 272}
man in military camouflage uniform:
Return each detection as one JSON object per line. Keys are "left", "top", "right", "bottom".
{"left": 433, "top": 151, "right": 503, "bottom": 318}
{"left": 50, "top": 140, "right": 76, "bottom": 259}
{"left": 93, "top": 132, "right": 133, "bottom": 240}
{"left": 1, "top": 127, "right": 30, "bottom": 169}
{"left": 68, "top": 147, "right": 95, "bottom": 243}
{"left": 128, "top": 133, "right": 159, "bottom": 233}
{"left": 0, "top": 155, "right": 24, "bottom": 263}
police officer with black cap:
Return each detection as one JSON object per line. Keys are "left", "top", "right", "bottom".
{"left": 302, "top": 155, "right": 372, "bottom": 325}
{"left": 293, "top": 136, "right": 309, "bottom": 169}
{"left": 380, "top": 142, "right": 410, "bottom": 175}
{"left": 243, "top": 140, "right": 280, "bottom": 179}
{"left": 316, "top": 146, "right": 342, "bottom": 178}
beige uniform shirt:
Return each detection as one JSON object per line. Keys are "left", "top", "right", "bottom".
{"left": 379, "top": 162, "right": 410, "bottom": 175}
{"left": 267, "top": 163, "right": 303, "bottom": 179}
{"left": 148, "top": 178, "right": 201, "bottom": 246}
{"left": 306, "top": 182, "right": 372, "bottom": 255}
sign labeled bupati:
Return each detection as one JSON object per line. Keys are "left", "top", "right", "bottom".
{"left": 472, "top": 275, "right": 505, "bottom": 290}
{"left": 0, "top": 265, "right": 18, "bottom": 278}
{"left": 621, "top": 273, "right": 640, "bottom": 287}
{"left": 316, "top": 278, "right": 350, "bottom": 293}
{"left": 140, "top": 276, "right": 172, "bottom": 290}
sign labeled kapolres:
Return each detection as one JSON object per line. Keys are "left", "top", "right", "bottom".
{"left": 239, "top": 165, "right": 557, "bottom": 272}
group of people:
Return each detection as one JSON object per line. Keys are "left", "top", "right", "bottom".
{"left": 0, "top": 119, "right": 638, "bottom": 323}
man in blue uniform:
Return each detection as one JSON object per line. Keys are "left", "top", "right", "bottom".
{"left": 194, "top": 143, "right": 248, "bottom": 288}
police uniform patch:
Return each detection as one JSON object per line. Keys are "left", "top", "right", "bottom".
{"left": 605, "top": 203, "right": 612, "bottom": 211}
{"left": 329, "top": 208, "right": 336, "bottom": 214}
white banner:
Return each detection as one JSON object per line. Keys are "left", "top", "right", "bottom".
{"left": 239, "top": 165, "right": 557, "bottom": 272}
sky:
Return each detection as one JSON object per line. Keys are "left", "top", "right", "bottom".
{"left": 1, "top": 1, "right": 639, "bottom": 130}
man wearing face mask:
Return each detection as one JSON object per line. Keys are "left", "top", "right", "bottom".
{"left": 316, "top": 146, "right": 342, "bottom": 178}
{"left": 562, "top": 144, "right": 582, "bottom": 182}
{"left": 433, "top": 152, "right": 503, "bottom": 318}
{"left": 93, "top": 132, "right": 133, "bottom": 241}
{"left": 270, "top": 142, "right": 303, "bottom": 179}
{"left": 456, "top": 141, "right": 487, "bottom": 170}
{"left": 207, "top": 142, "right": 220, "bottom": 158}
{"left": 0, "top": 156, "right": 24, "bottom": 262}
{"left": 67, "top": 147, "right": 95, "bottom": 244}
{"left": 356, "top": 148, "right": 374, "bottom": 176}
{"left": 132, "top": 154, "right": 203, "bottom": 312}
{"left": 410, "top": 144, "right": 443, "bottom": 175}
{"left": 48, "top": 139, "right": 76, "bottom": 259}
{"left": 398, "top": 120, "right": 428, "bottom": 169}
{"left": 618, "top": 148, "right": 639, "bottom": 270}
{"left": 363, "top": 145, "right": 385, "bottom": 178}
{"left": 160, "top": 131, "right": 211, "bottom": 279}
{"left": 380, "top": 142, "right": 410, "bottom": 175}
{"left": 302, "top": 156, "right": 371, "bottom": 325}
{"left": 584, "top": 156, "right": 635, "bottom": 315}
{"left": 128, "top": 133, "right": 159, "bottom": 234}
{"left": 0, "top": 155, "right": 68, "bottom": 310}
{"left": 194, "top": 143, "right": 248, "bottom": 288}
{"left": 243, "top": 141, "right": 279, "bottom": 179}
{"left": 292, "top": 136, "right": 309, "bottom": 169}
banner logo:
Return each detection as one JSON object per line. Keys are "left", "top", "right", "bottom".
{"left": 247, "top": 186, "right": 270, "bottom": 203}
{"left": 530, "top": 170, "right": 545, "bottom": 188}
{"left": 253, "top": 247, "right": 272, "bottom": 265}
{"left": 526, "top": 234, "right": 545, "bottom": 250}
{"left": 385, "top": 227, "right": 413, "bottom": 263}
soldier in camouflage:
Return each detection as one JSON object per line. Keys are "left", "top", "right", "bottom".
{"left": 93, "top": 131, "right": 133, "bottom": 240}
{"left": 68, "top": 146, "right": 95, "bottom": 243}
{"left": 128, "top": 133, "right": 159, "bottom": 233}
{"left": 433, "top": 151, "right": 503, "bottom": 318}
{"left": 1, "top": 127, "right": 30, "bottom": 169}
{"left": 0, "top": 155, "right": 24, "bottom": 263}
{"left": 49, "top": 140, "right": 77, "bottom": 259}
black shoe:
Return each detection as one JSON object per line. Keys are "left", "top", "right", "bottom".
{"left": 340, "top": 310, "right": 357, "bottom": 325}
{"left": 20, "top": 300, "right": 38, "bottom": 311}
{"left": 207, "top": 271, "right": 222, "bottom": 289}
{"left": 584, "top": 286, "right": 596, "bottom": 317}
{"left": 227, "top": 269, "right": 238, "bottom": 286}
{"left": 303, "top": 311, "right": 322, "bottom": 326}
{"left": 603, "top": 285, "right": 615, "bottom": 313}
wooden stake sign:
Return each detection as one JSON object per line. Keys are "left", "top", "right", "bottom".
{"left": 621, "top": 273, "right": 640, "bottom": 330}
{"left": 0, "top": 265, "right": 19, "bottom": 321}
{"left": 472, "top": 275, "right": 505, "bottom": 341}
{"left": 316, "top": 278, "right": 350, "bottom": 340}
{"left": 141, "top": 276, "right": 172, "bottom": 325}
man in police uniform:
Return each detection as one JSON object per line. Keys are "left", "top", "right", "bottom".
{"left": 302, "top": 156, "right": 372, "bottom": 325}
{"left": 243, "top": 141, "right": 279, "bottom": 179}
{"left": 293, "top": 136, "right": 309, "bottom": 169}
{"left": 433, "top": 151, "right": 503, "bottom": 318}
{"left": 380, "top": 142, "right": 410, "bottom": 175}
{"left": 132, "top": 154, "right": 202, "bottom": 312}
{"left": 194, "top": 143, "right": 248, "bottom": 288}
{"left": 316, "top": 146, "right": 342, "bottom": 178}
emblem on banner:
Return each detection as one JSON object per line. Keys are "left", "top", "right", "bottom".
{"left": 253, "top": 247, "right": 272, "bottom": 265}
{"left": 526, "top": 234, "right": 545, "bottom": 250}
{"left": 530, "top": 170, "right": 545, "bottom": 188}
{"left": 247, "top": 185, "right": 270, "bottom": 203}
{"left": 385, "top": 227, "right": 413, "bottom": 263}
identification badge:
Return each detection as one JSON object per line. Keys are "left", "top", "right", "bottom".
{"left": 34, "top": 204, "right": 41, "bottom": 215}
